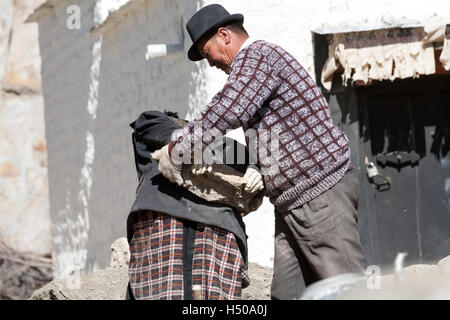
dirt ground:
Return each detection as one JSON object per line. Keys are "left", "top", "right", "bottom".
{"left": 29, "top": 238, "right": 274, "bottom": 300}
{"left": 28, "top": 262, "right": 273, "bottom": 300}
{"left": 242, "top": 263, "right": 273, "bottom": 300}
{"left": 27, "top": 252, "right": 450, "bottom": 300}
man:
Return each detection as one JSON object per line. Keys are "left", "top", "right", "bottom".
{"left": 154, "top": 4, "right": 367, "bottom": 299}
{"left": 127, "top": 110, "right": 263, "bottom": 300}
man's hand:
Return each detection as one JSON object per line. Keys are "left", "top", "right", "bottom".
{"left": 244, "top": 167, "right": 264, "bottom": 193}
{"left": 151, "top": 145, "right": 184, "bottom": 186}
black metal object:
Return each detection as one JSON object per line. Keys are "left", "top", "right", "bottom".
{"left": 376, "top": 151, "right": 420, "bottom": 167}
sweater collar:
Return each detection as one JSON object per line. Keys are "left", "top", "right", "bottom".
{"left": 238, "top": 36, "right": 256, "bottom": 54}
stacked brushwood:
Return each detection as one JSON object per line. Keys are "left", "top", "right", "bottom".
{"left": 0, "top": 240, "right": 53, "bottom": 300}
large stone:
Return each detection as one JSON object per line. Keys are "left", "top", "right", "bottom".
{"left": 109, "top": 238, "right": 130, "bottom": 268}
{"left": 438, "top": 255, "right": 450, "bottom": 276}
{"left": 170, "top": 116, "right": 264, "bottom": 215}
{"left": 401, "top": 264, "right": 442, "bottom": 282}
{"left": 182, "top": 163, "right": 265, "bottom": 215}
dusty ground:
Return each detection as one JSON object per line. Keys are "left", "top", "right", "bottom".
{"left": 28, "top": 262, "right": 273, "bottom": 300}
{"left": 242, "top": 263, "right": 273, "bottom": 300}
{"left": 29, "top": 238, "right": 273, "bottom": 300}
{"left": 27, "top": 238, "right": 450, "bottom": 300}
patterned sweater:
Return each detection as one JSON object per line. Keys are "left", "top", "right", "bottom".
{"left": 170, "top": 40, "right": 350, "bottom": 212}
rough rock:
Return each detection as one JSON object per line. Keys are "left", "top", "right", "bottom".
{"left": 168, "top": 115, "right": 264, "bottom": 215}
{"left": 109, "top": 238, "right": 130, "bottom": 268}
{"left": 438, "top": 255, "right": 450, "bottom": 276}
{"left": 182, "top": 163, "right": 265, "bottom": 215}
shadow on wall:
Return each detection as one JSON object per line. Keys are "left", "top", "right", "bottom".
{"left": 33, "top": 0, "right": 202, "bottom": 278}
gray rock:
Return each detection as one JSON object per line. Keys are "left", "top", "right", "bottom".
{"left": 169, "top": 116, "right": 264, "bottom": 215}
{"left": 182, "top": 163, "right": 264, "bottom": 215}
{"left": 109, "top": 238, "right": 130, "bottom": 268}
{"left": 438, "top": 255, "right": 450, "bottom": 276}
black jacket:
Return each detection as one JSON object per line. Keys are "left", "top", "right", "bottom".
{"left": 127, "top": 110, "right": 252, "bottom": 264}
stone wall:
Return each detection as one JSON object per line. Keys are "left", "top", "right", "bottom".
{"left": 0, "top": 0, "right": 51, "bottom": 256}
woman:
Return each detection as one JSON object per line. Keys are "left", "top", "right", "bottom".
{"left": 126, "top": 110, "right": 263, "bottom": 300}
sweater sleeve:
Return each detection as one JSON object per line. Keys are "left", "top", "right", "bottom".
{"left": 170, "top": 43, "right": 281, "bottom": 159}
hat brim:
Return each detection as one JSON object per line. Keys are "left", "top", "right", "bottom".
{"left": 187, "top": 13, "right": 244, "bottom": 62}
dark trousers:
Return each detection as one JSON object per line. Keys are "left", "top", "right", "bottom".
{"left": 271, "top": 166, "right": 367, "bottom": 300}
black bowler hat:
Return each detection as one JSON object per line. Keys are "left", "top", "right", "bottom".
{"left": 186, "top": 4, "right": 244, "bottom": 61}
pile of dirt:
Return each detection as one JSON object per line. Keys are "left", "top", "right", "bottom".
{"left": 30, "top": 238, "right": 130, "bottom": 300}
{"left": 26, "top": 237, "right": 450, "bottom": 300}
{"left": 242, "top": 263, "right": 273, "bottom": 300}
{"left": 29, "top": 266, "right": 129, "bottom": 300}
{"left": 29, "top": 238, "right": 273, "bottom": 300}
{"left": 0, "top": 240, "right": 53, "bottom": 300}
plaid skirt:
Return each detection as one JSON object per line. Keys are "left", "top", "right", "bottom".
{"left": 128, "top": 211, "right": 250, "bottom": 300}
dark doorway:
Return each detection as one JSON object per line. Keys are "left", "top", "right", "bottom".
{"left": 356, "top": 75, "right": 450, "bottom": 268}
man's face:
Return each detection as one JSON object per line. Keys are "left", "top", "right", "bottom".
{"left": 197, "top": 32, "right": 233, "bottom": 74}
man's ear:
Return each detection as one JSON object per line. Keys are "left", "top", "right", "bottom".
{"left": 217, "top": 27, "right": 231, "bottom": 45}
